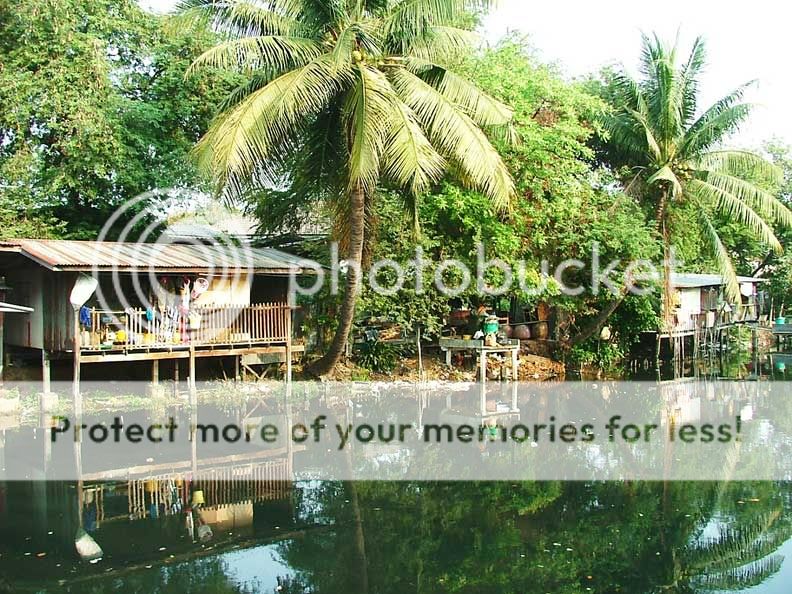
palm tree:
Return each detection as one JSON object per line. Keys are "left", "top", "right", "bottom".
{"left": 599, "top": 34, "right": 792, "bottom": 326}
{"left": 178, "top": 0, "right": 515, "bottom": 375}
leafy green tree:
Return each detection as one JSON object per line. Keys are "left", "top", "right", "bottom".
{"left": 181, "top": 0, "right": 515, "bottom": 375}
{"left": 0, "top": 0, "right": 237, "bottom": 238}
{"left": 593, "top": 34, "right": 792, "bottom": 325}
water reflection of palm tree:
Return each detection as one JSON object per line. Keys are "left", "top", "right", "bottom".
{"left": 656, "top": 483, "right": 791, "bottom": 593}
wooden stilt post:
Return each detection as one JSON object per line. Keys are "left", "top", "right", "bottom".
{"left": 511, "top": 346, "right": 519, "bottom": 381}
{"left": 72, "top": 308, "right": 82, "bottom": 418}
{"left": 152, "top": 359, "right": 159, "bottom": 385}
{"left": 42, "top": 350, "right": 51, "bottom": 396}
{"left": 285, "top": 305, "right": 293, "bottom": 384}
{"left": 479, "top": 349, "right": 487, "bottom": 384}
{"left": 188, "top": 346, "right": 197, "bottom": 406}
{"left": 173, "top": 360, "right": 180, "bottom": 399}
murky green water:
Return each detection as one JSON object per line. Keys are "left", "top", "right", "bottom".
{"left": 1, "top": 354, "right": 791, "bottom": 593}
{"left": 1, "top": 480, "right": 791, "bottom": 593}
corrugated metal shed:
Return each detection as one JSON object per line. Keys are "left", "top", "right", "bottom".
{"left": 671, "top": 273, "right": 766, "bottom": 289}
{"left": 0, "top": 240, "right": 312, "bottom": 274}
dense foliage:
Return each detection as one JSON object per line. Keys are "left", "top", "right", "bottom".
{"left": 0, "top": 0, "right": 236, "bottom": 238}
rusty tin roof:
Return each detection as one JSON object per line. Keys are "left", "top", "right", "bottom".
{"left": 0, "top": 240, "right": 312, "bottom": 275}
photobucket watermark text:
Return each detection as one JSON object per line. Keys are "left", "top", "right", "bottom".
{"left": 290, "top": 243, "right": 678, "bottom": 299}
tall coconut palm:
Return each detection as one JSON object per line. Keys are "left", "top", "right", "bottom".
{"left": 178, "top": 0, "right": 514, "bottom": 375}
{"left": 599, "top": 34, "right": 792, "bottom": 326}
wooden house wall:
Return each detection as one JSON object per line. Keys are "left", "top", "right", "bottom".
{"left": 42, "top": 270, "right": 79, "bottom": 353}
{"left": 3, "top": 264, "right": 45, "bottom": 349}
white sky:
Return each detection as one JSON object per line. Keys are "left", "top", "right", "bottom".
{"left": 142, "top": 0, "right": 791, "bottom": 148}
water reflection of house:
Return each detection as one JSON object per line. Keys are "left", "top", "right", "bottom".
{"left": 0, "top": 239, "right": 315, "bottom": 388}
{"left": 89, "top": 457, "right": 292, "bottom": 528}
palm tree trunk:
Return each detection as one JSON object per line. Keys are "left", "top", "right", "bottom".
{"left": 661, "top": 217, "right": 674, "bottom": 331}
{"left": 657, "top": 189, "right": 673, "bottom": 330}
{"left": 308, "top": 184, "right": 366, "bottom": 377}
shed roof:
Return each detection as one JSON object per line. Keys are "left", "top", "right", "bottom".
{"left": 671, "top": 273, "right": 766, "bottom": 289}
{"left": 0, "top": 240, "right": 312, "bottom": 275}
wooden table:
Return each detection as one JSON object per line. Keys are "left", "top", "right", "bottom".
{"left": 439, "top": 338, "right": 520, "bottom": 382}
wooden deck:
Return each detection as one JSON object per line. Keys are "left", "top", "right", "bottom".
{"left": 81, "top": 303, "right": 292, "bottom": 353}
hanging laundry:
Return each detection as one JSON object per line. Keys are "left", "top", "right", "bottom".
{"left": 79, "top": 306, "right": 91, "bottom": 328}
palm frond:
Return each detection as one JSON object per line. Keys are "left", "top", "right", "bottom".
{"left": 648, "top": 164, "right": 682, "bottom": 199}
{"left": 699, "top": 210, "right": 740, "bottom": 303}
{"left": 195, "top": 55, "right": 351, "bottom": 193}
{"left": 686, "top": 509, "right": 790, "bottom": 573}
{"left": 638, "top": 33, "right": 682, "bottom": 153}
{"left": 382, "top": 101, "right": 447, "bottom": 195}
{"left": 187, "top": 35, "right": 323, "bottom": 76}
{"left": 384, "top": 0, "right": 494, "bottom": 52}
{"left": 390, "top": 67, "right": 515, "bottom": 209}
{"left": 405, "top": 25, "right": 480, "bottom": 62}
{"left": 698, "top": 150, "right": 784, "bottom": 185}
{"left": 420, "top": 66, "right": 513, "bottom": 127}
{"left": 628, "top": 103, "right": 663, "bottom": 162}
{"left": 681, "top": 84, "right": 755, "bottom": 157}
{"left": 345, "top": 64, "right": 395, "bottom": 195}
{"left": 174, "top": 0, "right": 305, "bottom": 37}
{"left": 678, "top": 36, "right": 706, "bottom": 126}
{"left": 690, "top": 178, "right": 782, "bottom": 252}
{"left": 702, "top": 171, "right": 792, "bottom": 228}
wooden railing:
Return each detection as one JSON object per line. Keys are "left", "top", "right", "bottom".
{"left": 672, "top": 303, "right": 761, "bottom": 334}
{"left": 80, "top": 303, "right": 291, "bottom": 352}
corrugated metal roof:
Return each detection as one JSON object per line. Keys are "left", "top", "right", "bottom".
{"left": 0, "top": 301, "right": 33, "bottom": 314}
{"left": 671, "top": 273, "right": 766, "bottom": 289}
{"left": 0, "top": 240, "right": 311, "bottom": 274}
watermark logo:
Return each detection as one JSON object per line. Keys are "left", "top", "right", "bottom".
{"left": 289, "top": 241, "right": 676, "bottom": 300}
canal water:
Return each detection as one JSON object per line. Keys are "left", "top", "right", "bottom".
{"left": 0, "top": 355, "right": 790, "bottom": 593}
